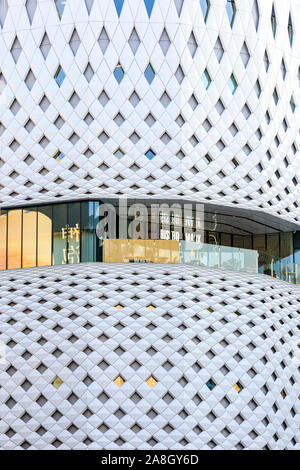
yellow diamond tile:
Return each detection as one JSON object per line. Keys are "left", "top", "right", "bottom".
{"left": 114, "top": 376, "right": 125, "bottom": 387}
{"left": 146, "top": 376, "right": 157, "bottom": 388}
{"left": 52, "top": 376, "right": 63, "bottom": 389}
{"left": 147, "top": 305, "right": 155, "bottom": 310}
{"left": 115, "top": 304, "right": 123, "bottom": 310}
{"left": 233, "top": 383, "right": 241, "bottom": 393}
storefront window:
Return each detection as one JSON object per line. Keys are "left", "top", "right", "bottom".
{"left": 0, "top": 210, "right": 7, "bottom": 270}
{"left": 280, "top": 232, "right": 294, "bottom": 281}
{"left": 7, "top": 209, "right": 22, "bottom": 269}
{"left": 81, "top": 201, "right": 95, "bottom": 262}
{"left": 53, "top": 204, "right": 67, "bottom": 265}
{"left": 253, "top": 234, "right": 266, "bottom": 273}
{"left": 37, "top": 206, "right": 52, "bottom": 267}
{"left": 0, "top": 199, "right": 298, "bottom": 283}
{"left": 220, "top": 233, "right": 231, "bottom": 247}
{"left": 67, "top": 203, "right": 80, "bottom": 264}
{"left": 22, "top": 207, "right": 37, "bottom": 268}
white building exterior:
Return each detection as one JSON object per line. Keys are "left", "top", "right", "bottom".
{"left": 0, "top": 0, "right": 299, "bottom": 450}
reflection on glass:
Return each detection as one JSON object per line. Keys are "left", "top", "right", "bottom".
{"left": 208, "top": 231, "right": 219, "bottom": 245}
{"left": 280, "top": 232, "right": 293, "bottom": 281}
{"left": 7, "top": 209, "right": 22, "bottom": 269}
{"left": 266, "top": 233, "right": 279, "bottom": 277}
{"left": 0, "top": 199, "right": 298, "bottom": 283}
{"left": 253, "top": 234, "right": 266, "bottom": 273}
{"left": 294, "top": 232, "right": 300, "bottom": 285}
{"left": 180, "top": 242, "right": 258, "bottom": 273}
{"left": 0, "top": 211, "right": 7, "bottom": 270}
{"left": 68, "top": 203, "right": 80, "bottom": 264}
{"left": 22, "top": 207, "right": 37, "bottom": 268}
{"left": 233, "top": 235, "right": 243, "bottom": 248}
{"left": 280, "top": 232, "right": 293, "bottom": 262}
{"left": 37, "top": 206, "right": 52, "bottom": 266}
{"left": 220, "top": 233, "right": 231, "bottom": 247}
{"left": 53, "top": 204, "right": 67, "bottom": 265}
{"left": 81, "top": 201, "right": 95, "bottom": 262}
{"left": 103, "top": 239, "right": 180, "bottom": 264}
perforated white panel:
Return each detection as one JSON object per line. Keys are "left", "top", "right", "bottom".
{"left": 0, "top": 0, "right": 300, "bottom": 224}
{"left": 0, "top": 263, "right": 299, "bottom": 450}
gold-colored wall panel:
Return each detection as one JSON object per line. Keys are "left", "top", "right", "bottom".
{"left": 22, "top": 208, "right": 37, "bottom": 268}
{"left": 0, "top": 213, "right": 7, "bottom": 270}
{"left": 7, "top": 210, "right": 22, "bottom": 270}
{"left": 104, "top": 239, "right": 180, "bottom": 264}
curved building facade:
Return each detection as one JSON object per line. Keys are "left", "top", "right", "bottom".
{"left": 0, "top": 0, "right": 299, "bottom": 450}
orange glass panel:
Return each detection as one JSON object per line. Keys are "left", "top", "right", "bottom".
{"left": 0, "top": 211, "right": 7, "bottom": 270}
{"left": 22, "top": 208, "right": 37, "bottom": 268}
{"left": 37, "top": 206, "right": 52, "bottom": 267}
{"left": 103, "top": 239, "right": 180, "bottom": 264}
{"left": 7, "top": 209, "right": 22, "bottom": 269}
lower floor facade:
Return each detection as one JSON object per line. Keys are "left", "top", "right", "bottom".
{"left": 1, "top": 199, "right": 300, "bottom": 284}
{"left": 0, "top": 263, "right": 299, "bottom": 450}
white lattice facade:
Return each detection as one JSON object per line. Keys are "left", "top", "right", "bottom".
{"left": 0, "top": 0, "right": 299, "bottom": 223}
{"left": 0, "top": 264, "right": 299, "bottom": 450}
{"left": 0, "top": 0, "right": 300, "bottom": 451}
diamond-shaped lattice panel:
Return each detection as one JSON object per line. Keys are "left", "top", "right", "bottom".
{"left": 0, "top": 263, "right": 299, "bottom": 450}
{"left": 0, "top": 0, "right": 299, "bottom": 225}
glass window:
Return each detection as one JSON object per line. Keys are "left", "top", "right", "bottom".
{"left": 114, "top": 148, "right": 124, "bottom": 159}
{"left": 243, "top": 236, "right": 252, "bottom": 250}
{"left": 273, "top": 87, "right": 279, "bottom": 105}
{"left": 226, "top": 0, "right": 236, "bottom": 28}
{"left": 7, "top": 209, "right": 22, "bottom": 270}
{"left": 94, "top": 201, "right": 103, "bottom": 262}
{"left": 288, "top": 14, "right": 293, "bottom": 46}
{"left": 145, "top": 149, "right": 156, "bottom": 160}
{"left": 220, "top": 233, "right": 231, "bottom": 247}
{"left": 114, "top": 0, "right": 124, "bottom": 17}
{"left": 280, "top": 233, "right": 293, "bottom": 262}
{"left": 267, "top": 233, "right": 280, "bottom": 276}
{"left": 200, "top": 0, "right": 210, "bottom": 23}
{"left": 290, "top": 96, "right": 296, "bottom": 113}
{"left": 54, "top": 151, "right": 65, "bottom": 162}
{"left": 53, "top": 204, "right": 67, "bottom": 265}
{"left": 145, "top": 64, "right": 155, "bottom": 84}
{"left": 264, "top": 51, "right": 270, "bottom": 71}
{"left": 252, "top": 0, "right": 259, "bottom": 31}
{"left": 144, "top": 0, "right": 155, "bottom": 18}
{"left": 37, "top": 206, "right": 52, "bottom": 267}
{"left": 81, "top": 201, "right": 95, "bottom": 262}
{"left": 228, "top": 74, "right": 237, "bottom": 94}
{"left": 201, "top": 69, "right": 211, "bottom": 89}
{"left": 271, "top": 5, "right": 277, "bottom": 39}
{"left": 67, "top": 203, "right": 80, "bottom": 264}
{"left": 280, "top": 232, "right": 293, "bottom": 281}
{"left": 293, "top": 232, "right": 300, "bottom": 284}
{"left": 114, "top": 63, "right": 124, "bottom": 84}
{"left": 253, "top": 234, "right": 265, "bottom": 251}
{"left": 54, "top": 0, "right": 66, "bottom": 19}
{"left": 233, "top": 235, "right": 252, "bottom": 250}
{"left": 54, "top": 65, "right": 65, "bottom": 86}
{"left": 0, "top": 210, "right": 7, "bottom": 270}
{"left": 208, "top": 231, "right": 220, "bottom": 245}
{"left": 233, "top": 235, "right": 244, "bottom": 249}
{"left": 253, "top": 234, "right": 266, "bottom": 273}
{"left": 22, "top": 207, "right": 37, "bottom": 268}
{"left": 203, "top": 154, "right": 212, "bottom": 165}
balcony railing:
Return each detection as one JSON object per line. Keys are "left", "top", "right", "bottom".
{"left": 180, "top": 241, "right": 259, "bottom": 273}
{"left": 103, "top": 239, "right": 299, "bottom": 285}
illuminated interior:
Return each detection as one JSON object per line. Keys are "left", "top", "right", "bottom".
{"left": 0, "top": 199, "right": 299, "bottom": 283}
